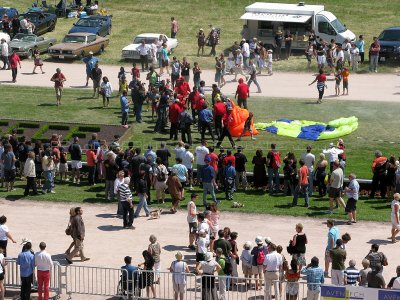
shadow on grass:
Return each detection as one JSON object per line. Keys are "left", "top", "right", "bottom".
{"left": 77, "top": 96, "right": 96, "bottom": 100}
{"left": 83, "top": 197, "right": 110, "bottom": 203}
{"left": 97, "top": 225, "right": 124, "bottom": 231}
{"left": 87, "top": 106, "right": 106, "bottom": 110}
{"left": 5, "top": 194, "right": 24, "bottom": 201}
{"left": 37, "top": 103, "right": 57, "bottom": 107}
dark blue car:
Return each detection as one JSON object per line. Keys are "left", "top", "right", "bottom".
{"left": 378, "top": 27, "right": 400, "bottom": 61}
{"left": 0, "top": 7, "right": 19, "bottom": 19}
{"left": 68, "top": 15, "right": 112, "bottom": 37}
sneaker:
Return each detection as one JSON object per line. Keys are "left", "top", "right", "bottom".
{"left": 77, "top": 180, "right": 80, "bottom": 185}
{"left": 73, "top": 178, "right": 76, "bottom": 184}
{"left": 251, "top": 137, "right": 256, "bottom": 140}
{"left": 49, "top": 191, "right": 56, "bottom": 194}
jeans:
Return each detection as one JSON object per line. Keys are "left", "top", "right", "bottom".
{"left": 12, "top": 67, "right": 18, "bottom": 81}
{"left": 200, "top": 121, "right": 215, "bottom": 141}
{"left": 2, "top": 55, "right": 9, "bottom": 69}
{"left": 21, "top": 274, "right": 33, "bottom": 300}
{"left": 88, "top": 165, "right": 96, "bottom": 185}
{"left": 247, "top": 77, "right": 261, "bottom": 92}
{"left": 105, "top": 179, "right": 115, "bottom": 200}
{"left": 121, "top": 111, "right": 128, "bottom": 125}
{"left": 37, "top": 270, "right": 50, "bottom": 300}
{"left": 369, "top": 55, "right": 379, "bottom": 72}
{"left": 308, "top": 169, "right": 314, "bottom": 196}
{"left": 121, "top": 201, "right": 134, "bottom": 227}
{"left": 267, "top": 168, "right": 280, "bottom": 192}
{"left": 134, "top": 103, "right": 143, "bottom": 122}
{"left": 293, "top": 185, "right": 309, "bottom": 207}
{"left": 202, "top": 182, "right": 216, "bottom": 207}
{"left": 180, "top": 124, "right": 192, "bottom": 145}
{"left": 42, "top": 170, "right": 53, "bottom": 192}
{"left": 135, "top": 193, "right": 150, "bottom": 216}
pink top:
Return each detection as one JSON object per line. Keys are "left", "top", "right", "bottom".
{"left": 209, "top": 211, "right": 220, "bottom": 229}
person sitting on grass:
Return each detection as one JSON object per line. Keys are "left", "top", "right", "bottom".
{"left": 237, "top": 112, "right": 255, "bottom": 141}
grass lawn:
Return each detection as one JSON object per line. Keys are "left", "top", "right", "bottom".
{"left": 0, "top": 85, "right": 397, "bottom": 222}
{"left": 3, "top": 0, "right": 400, "bottom": 72}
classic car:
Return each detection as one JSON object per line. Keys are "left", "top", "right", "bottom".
{"left": 68, "top": 15, "right": 112, "bottom": 37}
{"left": 48, "top": 32, "right": 109, "bottom": 59}
{"left": 121, "top": 33, "right": 178, "bottom": 60}
{"left": 9, "top": 33, "right": 56, "bottom": 58}
{"left": 19, "top": 11, "right": 57, "bottom": 36}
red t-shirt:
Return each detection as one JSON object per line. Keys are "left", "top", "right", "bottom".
{"left": 9, "top": 53, "right": 20, "bottom": 69}
{"left": 222, "top": 113, "right": 233, "bottom": 127}
{"left": 188, "top": 91, "right": 201, "bottom": 109}
{"left": 86, "top": 150, "right": 97, "bottom": 167}
{"left": 299, "top": 165, "right": 309, "bottom": 186}
{"left": 223, "top": 155, "right": 236, "bottom": 167}
{"left": 195, "top": 98, "right": 206, "bottom": 111}
{"left": 52, "top": 72, "right": 66, "bottom": 88}
{"left": 169, "top": 102, "right": 183, "bottom": 123}
{"left": 174, "top": 81, "right": 191, "bottom": 97}
{"left": 213, "top": 102, "right": 226, "bottom": 117}
{"left": 206, "top": 153, "right": 219, "bottom": 172}
{"left": 236, "top": 83, "right": 249, "bottom": 100}
{"left": 316, "top": 74, "right": 327, "bottom": 82}
{"left": 132, "top": 67, "right": 140, "bottom": 79}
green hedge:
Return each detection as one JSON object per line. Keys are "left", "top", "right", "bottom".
{"left": 0, "top": 121, "right": 9, "bottom": 126}
{"left": 78, "top": 125, "right": 101, "bottom": 132}
{"left": 49, "top": 124, "right": 70, "bottom": 130}
{"left": 18, "top": 122, "right": 40, "bottom": 128}
{"left": 72, "top": 132, "right": 87, "bottom": 138}
{"left": 16, "top": 128, "right": 24, "bottom": 135}
{"left": 31, "top": 125, "right": 49, "bottom": 143}
{"left": 63, "top": 127, "right": 79, "bottom": 141}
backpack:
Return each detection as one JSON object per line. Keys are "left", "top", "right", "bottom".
{"left": 223, "top": 257, "right": 233, "bottom": 275}
{"left": 256, "top": 248, "right": 265, "bottom": 265}
{"left": 271, "top": 151, "right": 281, "bottom": 169}
{"left": 156, "top": 166, "right": 166, "bottom": 182}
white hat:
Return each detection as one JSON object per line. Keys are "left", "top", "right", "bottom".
{"left": 329, "top": 143, "right": 335, "bottom": 148}
{"left": 244, "top": 241, "right": 252, "bottom": 248}
{"left": 89, "top": 51, "right": 94, "bottom": 55}
{"left": 255, "top": 236, "right": 263, "bottom": 245}
{"left": 267, "top": 49, "right": 273, "bottom": 53}
{"left": 21, "top": 238, "right": 32, "bottom": 245}
{"left": 205, "top": 252, "right": 213, "bottom": 261}
{"left": 264, "top": 236, "right": 272, "bottom": 244}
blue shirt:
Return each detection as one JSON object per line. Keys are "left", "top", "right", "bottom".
{"left": 17, "top": 250, "right": 35, "bottom": 277}
{"left": 202, "top": 165, "right": 215, "bottom": 183}
{"left": 301, "top": 266, "right": 324, "bottom": 291}
{"left": 83, "top": 56, "right": 98, "bottom": 74}
{"left": 162, "top": 48, "right": 168, "bottom": 60}
{"left": 224, "top": 165, "right": 236, "bottom": 179}
{"left": 121, "top": 264, "right": 139, "bottom": 281}
{"left": 356, "top": 39, "right": 364, "bottom": 52}
{"left": 327, "top": 226, "right": 339, "bottom": 250}
{"left": 2, "top": 151, "right": 15, "bottom": 170}
{"left": 144, "top": 150, "right": 157, "bottom": 166}
{"left": 199, "top": 109, "right": 213, "bottom": 123}
{"left": 120, "top": 95, "right": 129, "bottom": 113}
{"left": 172, "top": 163, "right": 188, "bottom": 182}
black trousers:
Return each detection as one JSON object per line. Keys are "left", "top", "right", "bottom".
{"left": 21, "top": 274, "right": 33, "bottom": 300}
{"left": 200, "top": 121, "right": 215, "bottom": 141}
{"left": 170, "top": 122, "right": 179, "bottom": 140}
{"left": 216, "top": 127, "right": 235, "bottom": 148}
{"left": 214, "top": 115, "right": 223, "bottom": 138}
{"left": 181, "top": 124, "right": 193, "bottom": 145}
{"left": 0, "top": 240, "right": 7, "bottom": 257}
{"left": 121, "top": 201, "right": 134, "bottom": 227}
{"left": 140, "top": 55, "right": 148, "bottom": 71}
{"left": 24, "top": 177, "right": 37, "bottom": 196}
{"left": 370, "top": 173, "right": 387, "bottom": 198}
{"left": 12, "top": 67, "right": 18, "bottom": 81}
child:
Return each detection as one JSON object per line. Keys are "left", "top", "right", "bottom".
{"left": 131, "top": 63, "right": 140, "bottom": 81}
{"left": 359, "top": 259, "right": 371, "bottom": 287}
{"left": 195, "top": 229, "right": 207, "bottom": 269}
{"left": 237, "top": 112, "right": 255, "bottom": 141}
{"left": 192, "top": 62, "right": 202, "bottom": 88}
{"left": 344, "top": 259, "right": 360, "bottom": 286}
{"left": 305, "top": 42, "right": 314, "bottom": 69}
{"left": 267, "top": 49, "right": 273, "bottom": 75}
{"left": 117, "top": 67, "right": 126, "bottom": 96}
{"left": 341, "top": 67, "right": 349, "bottom": 95}
{"left": 59, "top": 147, "right": 68, "bottom": 182}
{"left": 350, "top": 43, "right": 359, "bottom": 71}
{"left": 119, "top": 76, "right": 128, "bottom": 95}
{"left": 240, "top": 241, "right": 253, "bottom": 287}
{"left": 335, "top": 72, "right": 342, "bottom": 96}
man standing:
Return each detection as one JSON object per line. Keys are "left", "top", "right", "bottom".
{"left": 66, "top": 207, "right": 89, "bottom": 264}
{"left": 241, "top": 39, "right": 250, "bottom": 69}
{"left": 202, "top": 156, "right": 217, "bottom": 207}
{"left": 17, "top": 241, "right": 35, "bottom": 300}
{"left": 301, "top": 256, "right": 325, "bottom": 300}
{"left": 171, "top": 17, "right": 178, "bottom": 38}
{"left": 195, "top": 140, "right": 209, "bottom": 185}
{"left": 325, "top": 219, "right": 339, "bottom": 277}
{"left": 292, "top": 159, "right": 309, "bottom": 207}
{"left": 267, "top": 143, "right": 281, "bottom": 194}
{"left": 169, "top": 97, "right": 183, "bottom": 141}
{"left": 213, "top": 97, "right": 226, "bottom": 139}
{"left": 179, "top": 106, "right": 193, "bottom": 146}
{"left": 329, "top": 160, "right": 346, "bottom": 213}
{"left": 1, "top": 38, "right": 10, "bottom": 70}
{"left": 68, "top": 137, "right": 82, "bottom": 185}
{"left": 91, "top": 62, "right": 102, "bottom": 98}
{"left": 235, "top": 78, "right": 250, "bottom": 109}
{"left": 120, "top": 90, "right": 131, "bottom": 128}
{"left": 156, "top": 142, "right": 171, "bottom": 168}
{"left": 50, "top": 68, "right": 66, "bottom": 106}
{"left": 216, "top": 106, "right": 236, "bottom": 149}
{"left": 118, "top": 177, "right": 134, "bottom": 229}
{"left": 182, "top": 144, "right": 194, "bottom": 190}
{"left": 9, "top": 50, "right": 21, "bottom": 83}
{"left": 198, "top": 103, "right": 215, "bottom": 142}
{"left": 213, "top": 229, "right": 232, "bottom": 258}
{"left": 137, "top": 40, "right": 150, "bottom": 72}
{"left": 369, "top": 36, "right": 380, "bottom": 73}
{"left": 345, "top": 173, "right": 360, "bottom": 224}
{"left": 323, "top": 143, "right": 343, "bottom": 174}
{"left": 134, "top": 171, "right": 150, "bottom": 217}
{"left": 302, "top": 145, "right": 315, "bottom": 196}
{"left": 130, "top": 148, "right": 146, "bottom": 190}
{"left": 170, "top": 56, "right": 181, "bottom": 88}
{"left": 263, "top": 243, "right": 282, "bottom": 300}
{"left": 365, "top": 244, "right": 388, "bottom": 273}
{"left": 35, "top": 242, "right": 53, "bottom": 300}
{"left": 83, "top": 51, "right": 98, "bottom": 87}
{"left": 247, "top": 59, "right": 261, "bottom": 93}
{"left": 234, "top": 146, "right": 247, "bottom": 190}
{"left": 369, "top": 150, "right": 387, "bottom": 199}
{"left": 330, "top": 239, "right": 346, "bottom": 285}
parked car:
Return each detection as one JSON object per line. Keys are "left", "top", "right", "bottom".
{"left": 68, "top": 15, "right": 112, "bottom": 37}
{"left": 121, "top": 33, "right": 178, "bottom": 60}
{"left": 0, "top": 7, "right": 19, "bottom": 19}
{"left": 9, "top": 33, "right": 56, "bottom": 58}
{"left": 19, "top": 11, "right": 57, "bottom": 36}
{"left": 378, "top": 27, "right": 400, "bottom": 61}
{"left": 48, "top": 32, "right": 109, "bottom": 59}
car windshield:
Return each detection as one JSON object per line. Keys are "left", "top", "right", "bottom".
{"left": 133, "top": 37, "right": 155, "bottom": 44}
{"left": 75, "top": 18, "right": 100, "bottom": 27}
{"left": 25, "top": 14, "right": 39, "bottom": 22}
{"left": 12, "top": 34, "right": 36, "bottom": 42}
{"left": 330, "top": 18, "right": 346, "bottom": 34}
{"left": 63, "top": 35, "right": 86, "bottom": 43}
{"left": 379, "top": 30, "right": 400, "bottom": 41}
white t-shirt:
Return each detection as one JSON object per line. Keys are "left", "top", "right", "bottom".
{"left": 0, "top": 224, "right": 9, "bottom": 241}
{"left": 174, "top": 147, "right": 185, "bottom": 160}
{"left": 187, "top": 201, "right": 197, "bottom": 223}
{"left": 197, "top": 237, "right": 208, "bottom": 254}
{"left": 200, "top": 259, "right": 219, "bottom": 274}
{"left": 182, "top": 151, "right": 194, "bottom": 169}
{"left": 195, "top": 146, "right": 209, "bottom": 166}
{"left": 302, "top": 152, "right": 315, "bottom": 171}
{"left": 171, "top": 260, "right": 187, "bottom": 284}
{"left": 336, "top": 50, "right": 344, "bottom": 61}
{"left": 199, "top": 220, "right": 210, "bottom": 244}
{"left": 137, "top": 44, "right": 150, "bottom": 56}
{"left": 235, "top": 53, "right": 243, "bottom": 65}
{"left": 242, "top": 43, "right": 250, "bottom": 57}
{"left": 1, "top": 43, "right": 8, "bottom": 57}
{"left": 0, "top": 253, "right": 4, "bottom": 274}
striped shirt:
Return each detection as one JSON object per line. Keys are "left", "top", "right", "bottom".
{"left": 118, "top": 183, "right": 132, "bottom": 202}
{"left": 344, "top": 266, "right": 360, "bottom": 286}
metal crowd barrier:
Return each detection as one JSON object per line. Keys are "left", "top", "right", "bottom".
{"left": 4, "top": 258, "right": 62, "bottom": 299}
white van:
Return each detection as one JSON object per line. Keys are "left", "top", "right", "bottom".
{"left": 240, "top": 2, "right": 355, "bottom": 49}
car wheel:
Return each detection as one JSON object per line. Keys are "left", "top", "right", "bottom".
{"left": 99, "top": 45, "right": 105, "bottom": 54}
{"left": 48, "top": 21, "right": 55, "bottom": 32}
{"left": 78, "top": 51, "right": 85, "bottom": 59}
{"left": 27, "top": 49, "right": 33, "bottom": 59}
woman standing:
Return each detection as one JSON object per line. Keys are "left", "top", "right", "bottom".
{"left": 316, "top": 153, "right": 328, "bottom": 197}
{"left": 252, "top": 149, "right": 267, "bottom": 190}
{"left": 390, "top": 193, "right": 400, "bottom": 243}
{"left": 139, "top": 250, "right": 156, "bottom": 299}
{"left": 290, "top": 223, "right": 307, "bottom": 267}
{"left": 148, "top": 235, "right": 161, "bottom": 284}
{"left": 308, "top": 69, "right": 327, "bottom": 104}
{"left": 219, "top": 54, "right": 226, "bottom": 87}
{"left": 0, "top": 215, "right": 17, "bottom": 257}
{"left": 100, "top": 76, "right": 112, "bottom": 108}
{"left": 23, "top": 151, "right": 37, "bottom": 196}
{"left": 284, "top": 259, "right": 301, "bottom": 300}
{"left": 160, "top": 43, "right": 170, "bottom": 76}
{"left": 196, "top": 252, "right": 221, "bottom": 300}
{"left": 65, "top": 207, "right": 78, "bottom": 255}
{"left": 209, "top": 203, "right": 220, "bottom": 252}
{"left": 32, "top": 48, "right": 44, "bottom": 74}
{"left": 197, "top": 29, "right": 206, "bottom": 57}
{"left": 33, "top": 141, "right": 44, "bottom": 188}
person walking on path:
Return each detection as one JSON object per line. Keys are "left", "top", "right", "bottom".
{"left": 17, "top": 241, "right": 35, "bottom": 300}
{"left": 0, "top": 215, "right": 17, "bottom": 257}
{"left": 202, "top": 156, "right": 218, "bottom": 207}
{"left": 120, "top": 90, "right": 131, "bottom": 128}
{"left": 83, "top": 51, "right": 98, "bottom": 87}
{"left": 32, "top": 48, "right": 45, "bottom": 74}
{"left": 1, "top": 38, "right": 10, "bottom": 70}
{"left": 118, "top": 177, "right": 134, "bottom": 229}
{"left": 35, "top": 241, "right": 53, "bottom": 300}
{"left": 50, "top": 68, "right": 66, "bottom": 106}
{"left": 247, "top": 59, "right": 262, "bottom": 93}
{"left": 235, "top": 78, "right": 250, "bottom": 109}
{"left": 345, "top": 173, "right": 360, "bottom": 225}
{"left": 9, "top": 50, "right": 21, "bottom": 83}
{"left": 309, "top": 69, "right": 327, "bottom": 104}
{"left": 390, "top": 193, "right": 400, "bottom": 243}
{"left": 65, "top": 207, "right": 90, "bottom": 264}
{"left": 135, "top": 171, "right": 150, "bottom": 218}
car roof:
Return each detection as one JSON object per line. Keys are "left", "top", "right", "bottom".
{"left": 381, "top": 27, "right": 400, "bottom": 31}
{"left": 136, "top": 33, "right": 165, "bottom": 38}
{"left": 66, "top": 32, "right": 96, "bottom": 37}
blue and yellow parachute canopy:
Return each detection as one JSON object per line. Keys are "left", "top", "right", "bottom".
{"left": 254, "top": 116, "right": 358, "bottom": 141}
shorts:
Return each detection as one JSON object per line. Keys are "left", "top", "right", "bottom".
{"left": 53, "top": 162, "right": 60, "bottom": 173}
{"left": 173, "top": 281, "right": 186, "bottom": 294}
{"left": 155, "top": 181, "right": 167, "bottom": 191}
{"left": 343, "top": 80, "right": 348, "bottom": 89}
{"left": 93, "top": 80, "right": 101, "bottom": 88}
{"left": 335, "top": 83, "right": 340, "bottom": 89}
{"left": 187, "top": 169, "right": 193, "bottom": 182}
{"left": 55, "top": 87, "right": 63, "bottom": 97}
{"left": 252, "top": 265, "right": 263, "bottom": 275}
{"left": 329, "top": 187, "right": 341, "bottom": 199}
{"left": 171, "top": 73, "right": 179, "bottom": 83}
{"left": 188, "top": 222, "right": 198, "bottom": 233}
{"left": 162, "top": 60, "right": 169, "bottom": 67}
{"left": 324, "top": 249, "right": 331, "bottom": 263}
{"left": 345, "top": 198, "right": 357, "bottom": 213}
{"left": 70, "top": 160, "right": 82, "bottom": 170}
{"left": 4, "top": 169, "right": 16, "bottom": 182}
{"left": 242, "top": 265, "right": 252, "bottom": 276}
{"left": 196, "top": 252, "right": 206, "bottom": 262}
{"left": 59, "top": 163, "right": 68, "bottom": 173}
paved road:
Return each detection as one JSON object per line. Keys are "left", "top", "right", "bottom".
{"left": 0, "top": 61, "right": 399, "bottom": 102}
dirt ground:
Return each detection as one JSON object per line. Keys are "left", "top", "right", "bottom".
{"left": 1, "top": 198, "right": 398, "bottom": 299}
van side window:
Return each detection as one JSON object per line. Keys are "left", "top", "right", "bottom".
{"left": 318, "top": 22, "right": 334, "bottom": 35}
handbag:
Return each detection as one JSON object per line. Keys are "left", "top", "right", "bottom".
{"left": 65, "top": 224, "right": 72, "bottom": 236}
{"left": 286, "top": 240, "right": 296, "bottom": 255}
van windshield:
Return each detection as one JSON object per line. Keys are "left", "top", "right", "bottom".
{"left": 379, "top": 30, "right": 400, "bottom": 41}
{"left": 330, "top": 19, "right": 346, "bottom": 34}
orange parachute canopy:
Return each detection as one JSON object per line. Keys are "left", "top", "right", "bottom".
{"left": 227, "top": 100, "right": 259, "bottom": 137}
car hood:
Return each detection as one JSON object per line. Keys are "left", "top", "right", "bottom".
{"left": 379, "top": 40, "right": 400, "bottom": 47}
{"left": 50, "top": 43, "right": 86, "bottom": 51}
{"left": 122, "top": 44, "right": 141, "bottom": 51}
{"left": 9, "top": 41, "right": 32, "bottom": 48}
{"left": 69, "top": 26, "right": 99, "bottom": 34}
